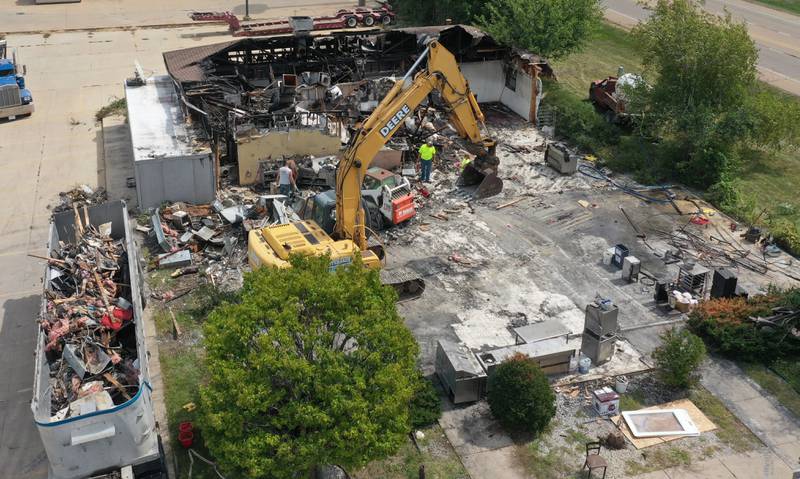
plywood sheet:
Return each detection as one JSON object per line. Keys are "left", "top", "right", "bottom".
{"left": 611, "top": 398, "right": 716, "bottom": 449}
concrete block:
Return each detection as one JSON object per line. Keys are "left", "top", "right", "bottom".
{"left": 157, "top": 250, "right": 192, "bottom": 269}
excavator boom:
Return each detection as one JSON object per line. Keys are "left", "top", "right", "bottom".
{"left": 248, "top": 40, "right": 501, "bottom": 301}
{"left": 335, "top": 40, "right": 501, "bottom": 249}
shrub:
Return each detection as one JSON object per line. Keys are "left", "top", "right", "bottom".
{"left": 687, "top": 296, "right": 792, "bottom": 361}
{"left": 487, "top": 353, "right": 556, "bottom": 434}
{"left": 409, "top": 374, "right": 442, "bottom": 429}
{"left": 652, "top": 328, "right": 707, "bottom": 388}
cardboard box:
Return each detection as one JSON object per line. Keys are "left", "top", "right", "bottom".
{"left": 592, "top": 387, "right": 620, "bottom": 416}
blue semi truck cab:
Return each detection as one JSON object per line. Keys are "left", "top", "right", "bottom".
{"left": 0, "top": 40, "right": 34, "bottom": 120}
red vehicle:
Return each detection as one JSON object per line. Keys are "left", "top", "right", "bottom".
{"left": 190, "top": 6, "right": 394, "bottom": 37}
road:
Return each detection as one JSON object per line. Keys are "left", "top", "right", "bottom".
{"left": 604, "top": 0, "right": 800, "bottom": 95}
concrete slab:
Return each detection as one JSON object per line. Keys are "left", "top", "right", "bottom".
{"left": 735, "top": 395, "right": 800, "bottom": 445}
{"left": 718, "top": 450, "right": 793, "bottom": 478}
{"left": 439, "top": 401, "right": 514, "bottom": 456}
{"left": 773, "top": 440, "right": 800, "bottom": 470}
{"left": 701, "top": 360, "right": 761, "bottom": 402}
{"left": 460, "top": 446, "right": 528, "bottom": 479}
{"left": 628, "top": 472, "right": 671, "bottom": 479}
{"left": 663, "top": 457, "right": 734, "bottom": 479}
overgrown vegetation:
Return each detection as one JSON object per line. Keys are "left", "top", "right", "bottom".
{"left": 652, "top": 328, "right": 707, "bottom": 388}
{"left": 200, "top": 255, "right": 420, "bottom": 479}
{"left": 391, "top": 0, "right": 602, "bottom": 59}
{"left": 95, "top": 97, "right": 127, "bottom": 122}
{"left": 476, "top": 0, "right": 603, "bottom": 59}
{"left": 687, "top": 289, "right": 800, "bottom": 361}
{"left": 487, "top": 353, "right": 556, "bottom": 434}
{"left": 409, "top": 374, "right": 442, "bottom": 429}
{"left": 544, "top": 16, "right": 800, "bottom": 256}
{"left": 353, "top": 425, "right": 468, "bottom": 479}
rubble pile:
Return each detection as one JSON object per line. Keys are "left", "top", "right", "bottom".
{"left": 147, "top": 190, "right": 301, "bottom": 291}
{"left": 41, "top": 224, "right": 140, "bottom": 420}
{"left": 52, "top": 185, "right": 108, "bottom": 213}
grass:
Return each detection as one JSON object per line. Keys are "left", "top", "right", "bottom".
{"left": 95, "top": 97, "right": 127, "bottom": 122}
{"left": 547, "top": 21, "right": 800, "bottom": 253}
{"left": 689, "top": 387, "right": 762, "bottom": 453}
{"left": 550, "top": 22, "right": 644, "bottom": 97}
{"left": 353, "top": 425, "right": 468, "bottom": 479}
{"left": 741, "top": 362, "right": 800, "bottom": 419}
{"left": 771, "top": 358, "right": 800, "bottom": 393}
{"left": 745, "top": 0, "right": 800, "bottom": 16}
{"left": 619, "top": 390, "right": 646, "bottom": 411}
{"left": 516, "top": 439, "right": 578, "bottom": 479}
{"left": 563, "top": 427, "right": 594, "bottom": 452}
{"left": 625, "top": 446, "right": 692, "bottom": 475}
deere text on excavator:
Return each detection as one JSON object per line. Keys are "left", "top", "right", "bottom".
{"left": 247, "top": 40, "right": 502, "bottom": 300}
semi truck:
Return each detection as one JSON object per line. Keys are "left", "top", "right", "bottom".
{"left": 32, "top": 200, "right": 166, "bottom": 479}
{"left": 0, "top": 40, "right": 34, "bottom": 121}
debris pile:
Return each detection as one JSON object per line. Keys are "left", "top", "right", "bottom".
{"left": 52, "top": 185, "right": 108, "bottom": 213}
{"left": 145, "top": 190, "right": 300, "bottom": 291}
{"left": 40, "top": 220, "right": 139, "bottom": 420}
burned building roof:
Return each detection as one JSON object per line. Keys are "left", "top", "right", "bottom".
{"left": 163, "top": 25, "right": 551, "bottom": 87}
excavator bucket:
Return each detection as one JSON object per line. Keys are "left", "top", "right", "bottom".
{"left": 457, "top": 163, "right": 504, "bottom": 200}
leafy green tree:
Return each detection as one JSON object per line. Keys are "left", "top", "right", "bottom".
{"left": 630, "top": 0, "right": 758, "bottom": 187}
{"left": 652, "top": 328, "right": 707, "bottom": 388}
{"left": 409, "top": 373, "right": 442, "bottom": 429}
{"left": 200, "top": 255, "right": 419, "bottom": 479}
{"left": 477, "top": 0, "right": 603, "bottom": 59}
{"left": 487, "top": 353, "right": 556, "bottom": 434}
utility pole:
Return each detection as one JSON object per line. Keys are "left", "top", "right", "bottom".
{"left": 244, "top": 0, "right": 251, "bottom": 20}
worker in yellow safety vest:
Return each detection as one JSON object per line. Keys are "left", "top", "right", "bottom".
{"left": 418, "top": 141, "right": 436, "bottom": 182}
{"left": 460, "top": 155, "right": 472, "bottom": 171}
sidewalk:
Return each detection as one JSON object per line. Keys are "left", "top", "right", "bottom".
{"left": 700, "top": 358, "right": 800, "bottom": 471}
{"left": 632, "top": 449, "right": 794, "bottom": 478}
{"left": 1, "top": 0, "right": 360, "bottom": 33}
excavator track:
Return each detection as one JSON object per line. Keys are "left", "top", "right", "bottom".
{"left": 380, "top": 268, "right": 425, "bottom": 302}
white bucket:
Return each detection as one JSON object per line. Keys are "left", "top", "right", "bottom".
{"left": 578, "top": 357, "right": 591, "bottom": 374}
{"left": 615, "top": 377, "right": 628, "bottom": 393}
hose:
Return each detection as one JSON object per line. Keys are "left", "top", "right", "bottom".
{"left": 578, "top": 164, "right": 673, "bottom": 204}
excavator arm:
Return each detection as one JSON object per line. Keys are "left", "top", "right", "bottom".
{"left": 335, "top": 40, "right": 500, "bottom": 249}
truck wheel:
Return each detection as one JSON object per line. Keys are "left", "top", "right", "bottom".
{"left": 364, "top": 204, "right": 385, "bottom": 234}
{"left": 363, "top": 15, "right": 375, "bottom": 26}
{"left": 346, "top": 16, "right": 358, "bottom": 28}
{"left": 382, "top": 15, "right": 393, "bottom": 25}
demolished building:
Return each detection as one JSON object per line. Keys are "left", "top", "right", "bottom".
{"left": 154, "top": 25, "right": 552, "bottom": 191}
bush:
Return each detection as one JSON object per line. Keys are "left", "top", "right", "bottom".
{"left": 688, "top": 293, "right": 800, "bottom": 361}
{"left": 652, "top": 328, "right": 707, "bottom": 388}
{"left": 409, "top": 374, "right": 442, "bottom": 429}
{"left": 487, "top": 353, "right": 555, "bottom": 434}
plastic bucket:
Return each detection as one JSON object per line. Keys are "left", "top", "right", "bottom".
{"left": 578, "top": 357, "right": 591, "bottom": 374}
{"left": 615, "top": 377, "right": 628, "bottom": 393}
{"left": 179, "top": 421, "right": 194, "bottom": 434}
{"left": 179, "top": 430, "right": 194, "bottom": 448}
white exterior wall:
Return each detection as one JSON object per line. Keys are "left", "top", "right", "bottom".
{"left": 461, "top": 60, "right": 536, "bottom": 122}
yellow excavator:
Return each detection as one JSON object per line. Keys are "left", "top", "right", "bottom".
{"left": 247, "top": 40, "right": 502, "bottom": 300}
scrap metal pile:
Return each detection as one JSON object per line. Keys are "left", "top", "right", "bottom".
{"left": 40, "top": 218, "right": 139, "bottom": 420}
{"left": 147, "top": 190, "right": 300, "bottom": 293}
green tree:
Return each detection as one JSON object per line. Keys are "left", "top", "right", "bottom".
{"left": 409, "top": 373, "right": 442, "bottom": 429}
{"left": 200, "top": 255, "right": 420, "bottom": 479}
{"left": 478, "top": 0, "right": 603, "bottom": 59}
{"left": 630, "top": 0, "right": 759, "bottom": 187}
{"left": 652, "top": 328, "right": 707, "bottom": 388}
{"left": 487, "top": 353, "right": 556, "bottom": 434}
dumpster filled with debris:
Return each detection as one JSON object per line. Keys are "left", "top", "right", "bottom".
{"left": 31, "top": 200, "right": 163, "bottom": 479}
